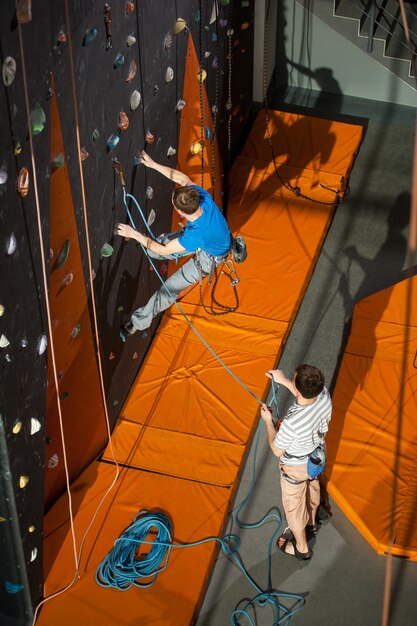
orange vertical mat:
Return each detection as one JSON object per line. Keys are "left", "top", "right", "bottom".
{"left": 45, "top": 80, "right": 106, "bottom": 508}
{"left": 326, "top": 275, "right": 417, "bottom": 560}
{"left": 38, "top": 37, "right": 363, "bottom": 625}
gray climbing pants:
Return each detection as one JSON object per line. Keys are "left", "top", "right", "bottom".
{"left": 130, "top": 236, "right": 228, "bottom": 331}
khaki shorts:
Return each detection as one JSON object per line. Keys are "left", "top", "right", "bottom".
{"left": 279, "top": 462, "right": 320, "bottom": 532}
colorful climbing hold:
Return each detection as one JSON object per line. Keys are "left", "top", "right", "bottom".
{"left": 56, "top": 30, "right": 67, "bottom": 43}
{"left": 146, "top": 186, "right": 154, "bottom": 200}
{"left": 52, "top": 153, "right": 64, "bottom": 168}
{"left": 63, "top": 272, "right": 73, "bottom": 286}
{"left": 126, "top": 59, "right": 137, "bottom": 82}
{"left": 83, "top": 28, "right": 97, "bottom": 46}
{"left": 28, "top": 525, "right": 35, "bottom": 533}
{"left": 167, "top": 146, "right": 176, "bottom": 157}
{"left": 30, "top": 548, "right": 38, "bottom": 562}
{"left": 30, "top": 418, "right": 41, "bottom": 435}
{"left": 19, "top": 475, "right": 29, "bottom": 489}
{"left": 0, "top": 166, "right": 7, "bottom": 185}
{"left": 145, "top": 131, "right": 154, "bottom": 144}
{"left": 17, "top": 167, "right": 29, "bottom": 197}
{"left": 175, "top": 18, "right": 187, "bottom": 34}
{"left": 219, "top": 19, "right": 228, "bottom": 28}
{"left": 125, "top": 2, "right": 135, "bottom": 15}
{"left": 47, "top": 453, "right": 59, "bottom": 469}
{"left": 2, "top": 57, "right": 16, "bottom": 87}
{"left": 164, "top": 32, "right": 173, "bottom": 50}
{"left": 0, "top": 304, "right": 4, "bottom": 316}
{"left": 107, "top": 134, "right": 120, "bottom": 151}
{"left": 104, "top": 4, "right": 112, "bottom": 50}
{"left": 113, "top": 53, "right": 125, "bottom": 69}
{"left": 109, "top": 352, "right": 115, "bottom": 360}
{"left": 38, "top": 335, "right": 48, "bottom": 355}
{"left": 20, "top": 339, "right": 28, "bottom": 348}
{"left": 30, "top": 103, "right": 46, "bottom": 135}
{"left": 80, "top": 148, "right": 89, "bottom": 161}
{"left": 147, "top": 209, "right": 156, "bottom": 226}
{"left": 126, "top": 35, "right": 136, "bottom": 47}
{"left": 212, "top": 56, "right": 219, "bottom": 70}
{"left": 92, "top": 128, "right": 100, "bottom": 141}
{"left": 112, "top": 399, "right": 119, "bottom": 406}
{"left": 5, "top": 234, "right": 17, "bottom": 256}
{"left": 205, "top": 127, "right": 213, "bottom": 141}
{"left": 211, "top": 32, "right": 217, "bottom": 42}
{"left": 165, "top": 67, "right": 174, "bottom": 83}
{"left": 190, "top": 142, "right": 203, "bottom": 155}
{"left": 130, "top": 90, "right": 141, "bottom": 110}
{"left": 241, "top": 22, "right": 250, "bottom": 30}
{"left": 118, "top": 112, "right": 129, "bottom": 131}
{"left": 132, "top": 352, "right": 138, "bottom": 360}
{"left": 100, "top": 243, "right": 114, "bottom": 257}
{"left": 53, "top": 238, "right": 70, "bottom": 271}
{"left": 70, "top": 324, "right": 81, "bottom": 338}
{"left": 117, "top": 305, "right": 124, "bottom": 312}
{"left": 12, "top": 421, "right": 23, "bottom": 435}
{"left": 175, "top": 99, "right": 186, "bottom": 112}
{"left": 60, "top": 391, "right": 69, "bottom": 401}
{"left": 5, "top": 581, "right": 24, "bottom": 594}
{"left": 197, "top": 69, "right": 207, "bottom": 83}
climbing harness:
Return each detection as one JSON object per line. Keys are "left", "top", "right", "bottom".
{"left": 262, "top": 0, "right": 341, "bottom": 208}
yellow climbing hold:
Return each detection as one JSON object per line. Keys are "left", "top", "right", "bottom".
{"left": 28, "top": 525, "right": 35, "bottom": 533}
{"left": 12, "top": 421, "right": 23, "bottom": 435}
{"left": 175, "top": 18, "right": 187, "bottom": 34}
{"left": 19, "top": 475, "right": 29, "bottom": 489}
{"left": 197, "top": 69, "right": 207, "bottom": 83}
{"left": 190, "top": 142, "right": 203, "bottom": 155}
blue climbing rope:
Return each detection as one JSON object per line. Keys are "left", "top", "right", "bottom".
{"left": 121, "top": 188, "right": 263, "bottom": 406}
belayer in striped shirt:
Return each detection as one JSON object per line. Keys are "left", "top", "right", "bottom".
{"left": 261, "top": 364, "right": 332, "bottom": 560}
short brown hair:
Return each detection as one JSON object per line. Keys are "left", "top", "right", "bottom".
{"left": 172, "top": 186, "right": 200, "bottom": 214}
{"left": 294, "top": 364, "right": 324, "bottom": 399}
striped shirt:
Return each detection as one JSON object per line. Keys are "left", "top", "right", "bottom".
{"left": 273, "top": 387, "right": 332, "bottom": 466}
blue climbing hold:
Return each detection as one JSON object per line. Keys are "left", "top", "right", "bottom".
{"left": 83, "top": 28, "right": 97, "bottom": 46}
{"left": 5, "top": 581, "right": 24, "bottom": 594}
{"left": 107, "top": 134, "right": 119, "bottom": 151}
{"left": 113, "top": 53, "right": 125, "bottom": 68}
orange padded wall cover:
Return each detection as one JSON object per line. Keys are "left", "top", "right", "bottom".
{"left": 45, "top": 81, "right": 106, "bottom": 509}
{"left": 326, "top": 275, "right": 417, "bottom": 559}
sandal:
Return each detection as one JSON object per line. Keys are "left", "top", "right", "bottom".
{"left": 277, "top": 535, "right": 311, "bottom": 561}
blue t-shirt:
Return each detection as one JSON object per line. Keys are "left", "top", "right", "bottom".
{"left": 178, "top": 185, "right": 231, "bottom": 256}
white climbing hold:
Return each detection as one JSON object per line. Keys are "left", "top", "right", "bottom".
{"left": 126, "top": 35, "right": 136, "bottom": 47}
{"left": 147, "top": 209, "right": 156, "bottom": 226}
{"left": 30, "top": 418, "right": 41, "bottom": 435}
{"left": 30, "top": 548, "right": 38, "bottom": 562}
{"left": 5, "top": 233, "right": 17, "bottom": 255}
{"left": 0, "top": 334, "right": 10, "bottom": 348}
{"left": 175, "top": 99, "right": 186, "bottom": 112}
{"left": 167, "top": 146, "right": 176, "bottom": 157}
{"left": 47, "top": 453, "right": 59, "bottom": 469}
{"left": 130, "top": 90, "right": 141, "bottom": 110}
{"left": 165, "top": 67, "right": 174, "bottom": 83}
{"left": 37, "top": 334, "right": 48, "bottom": 355}
{"left": 146, "top": 186, "right": 154, "bottom": 200}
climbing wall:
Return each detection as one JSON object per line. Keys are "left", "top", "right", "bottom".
{"left": 36, "top": 108, "right": 363, "bottom": 624}
{"left": 0, "top": 1, "right": 255, "bottom": 622}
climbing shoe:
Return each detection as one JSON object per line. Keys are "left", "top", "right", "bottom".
{"left": 119, "top": 321, "right": 136, "bottom": 343}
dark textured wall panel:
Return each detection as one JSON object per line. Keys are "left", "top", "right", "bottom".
{"left": 0, "top": 1, "right": 254, "bottom": 619}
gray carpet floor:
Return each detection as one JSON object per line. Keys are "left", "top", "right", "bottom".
{"left": 196, "top": 90, "right": 417, "bottom": 626}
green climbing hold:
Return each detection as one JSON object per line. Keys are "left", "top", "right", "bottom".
{"left": 60, "top": 392, "right": 69, "bottom": 401}
{"left": 52, "top": 153, "right": 64, "bottom": 168}
{"left": 30, "top": 103, "right": 46, "bottom": 135}
{"left": 241, "top": 0, "right": 250, "bottom": 6}
{"left": 113, "top": 53, "right": 125, "bottom": 69}
{"left": 112, "top": 399, "right": 119, "bottom": 406}
{"left": 117, "top": 305, "right": 124, "bottom": 312}
{"left": 220, "top": 0, "right": 230, "bottom": 5}
{"left": 92, "top": 128, "right": 100, "bottom": 141}
{"left": 83, "top": 28, "right": 97, "bottom": 46}
{"left": 71, "top": 324, "right": 81, "bottom": 338}
{"left": 53, "top": 238, "right": 70, "bottom": 271}
{"left": 100, "top": 243, "right": 114, "bottom": 258}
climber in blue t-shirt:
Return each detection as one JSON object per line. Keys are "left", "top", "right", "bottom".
{"left": 115, "top": 150, "right": 232, "bottom": 340}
